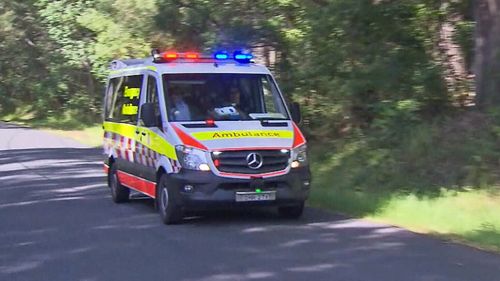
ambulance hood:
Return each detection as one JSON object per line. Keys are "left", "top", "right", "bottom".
{"left": 172, "top": 120, "right": 304, "bottom": 151}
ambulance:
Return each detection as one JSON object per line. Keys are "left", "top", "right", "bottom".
{"left": 103, "top": 50, "right": 311, "bottom": 224}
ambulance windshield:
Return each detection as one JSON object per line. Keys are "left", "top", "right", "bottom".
{"left": 163, "top": 74, "right": 289, "bottom": 122}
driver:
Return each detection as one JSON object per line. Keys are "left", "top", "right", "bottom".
{"left": 229, "top": 86, "right": 241, "bottom": 108}
{"left": 169, "top": 88, "right": 192, "bottom": 121}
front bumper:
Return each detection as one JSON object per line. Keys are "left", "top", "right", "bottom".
{"left": 169, "top": 167, "right": 311, "bottom": 210}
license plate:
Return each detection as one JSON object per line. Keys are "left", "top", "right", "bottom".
{"left": 235, "top": 191, "right": 276, "bottom": 202}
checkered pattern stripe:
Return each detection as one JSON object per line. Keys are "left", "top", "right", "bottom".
{"left": 134, "top": 141, "right": 158, "bottom": 167}
{"left": 104, "top": 131, "right": 158, "bottom": 168}
{"left": 170, "top": 159, "right": 181, "bottom": 173}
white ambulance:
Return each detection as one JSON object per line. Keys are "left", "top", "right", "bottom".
{"left": 103, "top": 50, "right": 311, "bottom": 224}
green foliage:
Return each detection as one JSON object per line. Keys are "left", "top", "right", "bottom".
{"left": 3, "top": 0, "right": 500, "bottom": 251}
{"left": 313, "top": 110, "right": 500, "bottom": 196}
{"left": 1, "top": 0, "right": 497, "bottom": 190}
{"left": 2, "top": 0, "right": 493, "bottom": 189}
{"left": 309, "top": 109, "right": 500, "bottom": 250}
{"left": 1, "top": 0, "right": 475, "bottom": 125}
{"left": 293, "top": 0, "right": 452, "bottom": 138}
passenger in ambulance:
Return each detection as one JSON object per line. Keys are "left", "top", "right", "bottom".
{"left": 229, "top": 86, "right": 241, "bottom": 108}
{"left": 169, "top": 88, "right": 192, "bottom": 121}
{"left": 206, "top": 86, "right": 245, "bottom": 120}
{"left": 226, "top": 86, "right": 248, "bottom": 118}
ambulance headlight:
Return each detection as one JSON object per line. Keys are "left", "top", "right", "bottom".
{"left": 175, "top": 145, "right": 210, "bottom": 171}
{"left": 291, "top": 144, "right": 308, "bottom": 168}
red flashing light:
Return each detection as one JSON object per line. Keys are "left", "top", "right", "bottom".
{"left": 205, "top": 119, "right": 215, "bottom": 126}
{"left": 163, "top": 52, "right": 178, "bottom": 60}
{"left": 214, "top": 159, "right": 220, "bottom": 167}
{"left": 185, "top": 52, "right": 200, "bottom": 59}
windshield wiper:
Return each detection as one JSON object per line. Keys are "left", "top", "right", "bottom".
{"left": 259, "top": 119, "right": 289, "bottom": 127}
{"left": 253, "top": 117, "right": 287, "bottom": 120}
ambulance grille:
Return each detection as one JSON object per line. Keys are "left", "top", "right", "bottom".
{"left": 212, "top": 150, "right": 290, "bottom": 174}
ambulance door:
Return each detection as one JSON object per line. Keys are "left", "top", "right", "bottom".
{"left": 106, "top": 74, "right": 144, "bottom": 178}
{"left": 135, "top": 75, "right": 163, "bottom": 184}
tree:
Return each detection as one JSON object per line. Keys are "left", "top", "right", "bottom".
{"left": 0, "top": 0, "right": 68, "bottom": 116}
{"left": 474, "top": 0, "right": 500, "bottom": 109}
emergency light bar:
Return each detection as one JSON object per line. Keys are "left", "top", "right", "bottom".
{"left": 151, "top": 49, "right": 253, "bottom": 64}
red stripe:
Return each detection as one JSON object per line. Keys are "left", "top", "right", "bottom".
{"left": 292, "top": 122, "right": 306, "bottom": 148}
{"left": 213, "top": 147, "right": 289, "bottom": 151}
{"left": 218, "top": 169, "right": 288, "bottom": 179}
{"left": 172, "top": 124, "right": 207, "bottom": 150}
{"left": 117, "top": 170, "right": 156, "bottom": 198}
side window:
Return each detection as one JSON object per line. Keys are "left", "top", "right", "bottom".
{"left": 106, "top": 75, "right": 143, "bottom": 124}
{"left": 262, "top": 77, "right": 280, "bottom": 113}
{"left": 105, "top": 77, "right": 123, "bottom": 120}
{"left": 142, "top": 75, "right": 162, "bottom": 127}
{"left": 105, "top": 78, "right": 117, "bottom": 119}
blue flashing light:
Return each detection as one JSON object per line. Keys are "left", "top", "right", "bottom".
{"left": 214, "top": 52, "right": 229, "bottom": 60}
{"left": 233, "top": 51, "right": 253, "bottom": 63}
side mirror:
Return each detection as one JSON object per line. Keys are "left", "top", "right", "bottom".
{"left": 140, "top": 103, "right": 158, "bottom": 127}
{"left": 290, "top": 102, "right": 302, "bottom": 124}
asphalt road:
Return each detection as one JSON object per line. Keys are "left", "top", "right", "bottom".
{"left": 1, "top": 122, "right": 500, "bottom": 281}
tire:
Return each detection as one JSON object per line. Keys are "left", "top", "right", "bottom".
{"left": 156, "top": 174, "right": 183, "bottom": 225}
{"left": 109, "top": 165, "right": 130, "bottom": 203}
{"left": 278, "top": 202, "right": 305, "bottom": 219}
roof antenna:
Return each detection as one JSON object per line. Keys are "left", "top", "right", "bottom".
{"left": 151, "top": 48, "right": 161, "bottom": 62}
{"left": 110, "top": 60, "right": 127, "bottom": 70}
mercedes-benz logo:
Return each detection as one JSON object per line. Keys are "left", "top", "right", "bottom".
{"left": 246, "top": 153, "right": 263, "bottom": 170}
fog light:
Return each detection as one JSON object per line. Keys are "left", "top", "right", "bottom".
{"left": 183, "top": 185, "right": 194, "bottom": 192}
{"left": 291, "top": 161, "right": 300, "bottom": 168}
{"left": 199, "top": 163, "right": 210, "bottom": 171}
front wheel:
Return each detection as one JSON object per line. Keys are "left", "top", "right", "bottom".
{"left": 109, "top": 165, "right": 130, "bottom": 203}
{"left": 156, "top": 174, "right": 183, "bottom": 225}
{"left": 278, "top": 202, "right": 305, "bottom": 219}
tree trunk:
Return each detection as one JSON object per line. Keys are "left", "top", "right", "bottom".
{"left": 474, "top": 0, "right": 500, "bottom": 109}
{"left": 439, "top": 8, "right": 471, "bottom": 106}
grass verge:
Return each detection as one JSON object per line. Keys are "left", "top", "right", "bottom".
{"left": 2, "top": 110, "right": 102, "bottom": 147}
{"left": 309, "top": 186, "right": 500, "bottom": 252}
{"left": 308, "top": 112, "right": 500, "bottom": 253}
{"left": 42, "top": 126, "right": 102, "bottom": 147}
